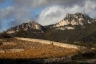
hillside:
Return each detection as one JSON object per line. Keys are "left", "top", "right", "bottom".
{"left": 4, "top": 13, "right": 96, "bottom": 43}
{"left": 0, "top": 38, "right": 78, "bottom": 59}
{"left": 0, "top": 38, "right": 96, "bottom": 64}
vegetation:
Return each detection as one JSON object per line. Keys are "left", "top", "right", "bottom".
{"left": 0, "top": 32, "right": 12, "bottom": 38}
{"left": 72, "top": 49, "right": 96, "bottom": 60}
{"left": 0, "top": 38, "right": 78, "bottom": 59}
{"left": 12, "top": 22, "right": 96, "bottom": 44}
{"left": 0, "top": 48, "right": 77, "bottom": 59}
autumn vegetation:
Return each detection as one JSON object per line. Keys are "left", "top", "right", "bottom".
{"left": 0, "top": 38, "right": 78, "bottom": 59}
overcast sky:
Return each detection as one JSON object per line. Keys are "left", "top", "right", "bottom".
{"left": 0, "top": 0, "right": 96, "bottom": 32}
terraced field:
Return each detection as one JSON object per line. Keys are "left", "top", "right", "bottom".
{"left": 0, "top": 38, "right": 78, "bottom": 59}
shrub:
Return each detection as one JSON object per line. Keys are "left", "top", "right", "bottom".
{"left": 0, "top": 32, "right": 12, "bottom": 38}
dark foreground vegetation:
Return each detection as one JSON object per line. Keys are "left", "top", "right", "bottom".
{"left": 0, "top": 56, "right": 96, "bottom": 64}
{"left": 0, "top": 32, "right": 12, "bottom": 38}
{"left": 0, "top": 59, "right": 72, "bottom": 64}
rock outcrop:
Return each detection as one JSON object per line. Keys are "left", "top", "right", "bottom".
{"left": 6, "top": 21, "right": 43, "bottom": 34}
{"left": 53, "top": 13, "right": 96, "bottom": 30}
{"left": 6, "top": 13, "right": 96, "bottom": 33}
{"left": 19, "top": 21, "right": 42, "bottom": 30}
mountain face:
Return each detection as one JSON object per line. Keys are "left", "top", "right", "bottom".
{"left": 6, "top": 13, "right": 96, "bottom": 33}
{"left": 6, "top": 21, "right": 43, "bottom": 34}
{"left": 53, "top": 13, "right": 96, "bottom": 30}
{"left": 5, "top": 13, "right": 96, "bottom": 43}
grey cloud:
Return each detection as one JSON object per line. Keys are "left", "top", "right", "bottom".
{"left": 13, "top": 0, "right": 86, "bottom": 8}
{"left": 0, "top": 6, "right": 33, "bottom": 31}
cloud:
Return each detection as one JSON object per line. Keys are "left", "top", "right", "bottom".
{"left": 37, "top": 5, "right": 83, "bottom": 25}
{"left": 37, "top": 0, "right": 96, "bottom": 25}
{"left": 13, "top": 0, "right": 85, "bottom": 8}
{"left": 0, "top": 6, "right": 33, "bottom": 31}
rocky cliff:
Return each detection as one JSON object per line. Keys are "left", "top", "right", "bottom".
{"left": 6, "top": 21, "right": 43, "bottom": 34}
{"left": 53, "top": 13, "right": 96, "bottom": 30}
{"left": 6, "top": 13, "right": 96, "bottom": 34}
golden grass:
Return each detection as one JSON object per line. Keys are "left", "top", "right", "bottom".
{"left": 0, "top": 38, "right": 78, "bottom": 59}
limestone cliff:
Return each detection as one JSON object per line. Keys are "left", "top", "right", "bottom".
{"left": 6, "top": 13, "right": 96, "bottom": 34}
{"left": 6, "top": 21, "right": 43, "bottom": 34}
{"left": 53, "top": 13, "right": 96, "bottom": 30}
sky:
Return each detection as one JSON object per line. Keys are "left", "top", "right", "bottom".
{"left": 0, "top": 0, "right": 96, "bottom": 32}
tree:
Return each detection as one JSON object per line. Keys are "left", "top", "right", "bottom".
{"left": 0, "top": 32, "right": 12, "bottom": 38}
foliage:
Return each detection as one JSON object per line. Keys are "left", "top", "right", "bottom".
{"left": 15, "top": 30, "right": 27, "bottom": 37}
{"left": 72, "top": 50, "right": 96, "bottom": 60}
{"left": 0, "top": 32, "right": 12, "bottom": 38}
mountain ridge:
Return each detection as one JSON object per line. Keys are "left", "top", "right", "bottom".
{"left": 6, "top": 12, "right": 96, "bottom": 33}
{"left": 4, "top": 13, "right": 96, "bottom": 43}
{"left": 6, "top": 21, "right": 43, "bottom": 34}
{"left": 53, "top": 13, "right": 96, "bottom": 30}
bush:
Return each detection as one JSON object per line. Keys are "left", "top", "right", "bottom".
{"left": 0, "top": 32, "right": 12, "bottom": 38}
{"left": 72, "top": 51, "right": 96, "bottom": 60}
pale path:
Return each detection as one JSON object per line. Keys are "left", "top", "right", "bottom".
{"left": 15, "top": 37, "right": 86, "bottom": 50}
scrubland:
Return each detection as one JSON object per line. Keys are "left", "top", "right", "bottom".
{"left": 0, "top": 38, "right": 78, "bottom": 59}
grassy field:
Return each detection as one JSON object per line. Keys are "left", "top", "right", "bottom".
{"left": 0, "top": 38, "right": 78, "bottom": 59}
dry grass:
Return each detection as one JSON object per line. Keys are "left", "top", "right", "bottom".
{"left": 0, "top": 38, "right": 78, "bottom": 59}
